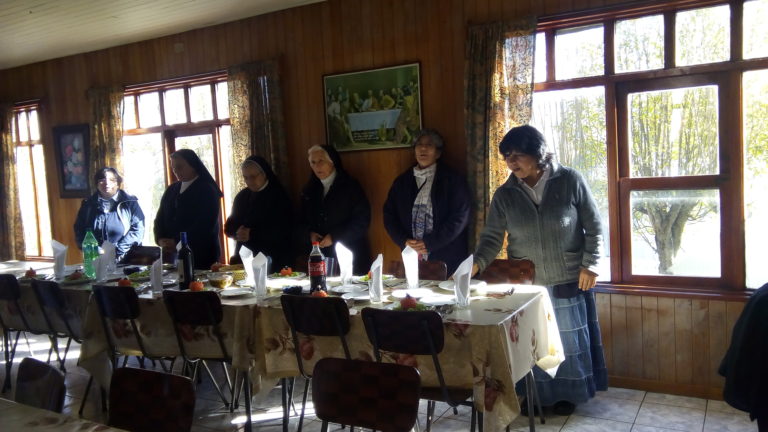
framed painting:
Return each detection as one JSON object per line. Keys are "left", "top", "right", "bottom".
{"left": 53, "top": 124, "right": 90, "bottom": 198}
{"left": 323, "top": 62, "right": 422, "bottom": 151}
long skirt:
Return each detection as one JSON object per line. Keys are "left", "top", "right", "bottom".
{"left": 520, "top": 284, "right": 608, "bottom": 405}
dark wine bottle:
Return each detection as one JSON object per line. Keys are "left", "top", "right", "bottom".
{"left": 177, "top": 232, "right": 194, "bottom": 290}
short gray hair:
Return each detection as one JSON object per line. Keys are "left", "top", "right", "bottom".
{"left": 412, "top": 128, "right": 444, "bottom": 150}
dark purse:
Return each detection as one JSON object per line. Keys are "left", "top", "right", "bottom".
{"left": 552, "top": 281, "right": 580, "bottom": 299}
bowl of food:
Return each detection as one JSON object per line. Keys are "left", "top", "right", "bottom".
{"left": 208, "top": 272, "right": 233, "bottom": 289}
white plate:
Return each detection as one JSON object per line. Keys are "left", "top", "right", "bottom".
{"left": 390, "top": 288, "right": 434, "bottom": 299}
{"left": 220, "top": 288, "right": 253, "bottom": 298}
{"left": 353, "top": 274, "right": 395, "bottom": 283}
{"left": 341, "top": 291, "right": 371, "bottom": 301}
{"left": 420, "top": 295, "right": 456, "bottom": 306}
{"left": 269, "top": 271, "right": 306, "bottom": 279}
{"left": 437, "top": 279, "right": 486, "bottom": 292}
{"left": 330, "top": 285, "right": 368, "bottom": 294}
{"left": 235, "top": 280, "right": 252, "bottom": 287}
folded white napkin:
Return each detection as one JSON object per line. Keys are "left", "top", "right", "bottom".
{"left": 369, "top": 254, "right": 383, "bottom": 303}
{"left": 102, "top": 241, "right": 116, "bottom": 273}
{"left": 451, "top": 254, "right": 473, "bottom": 307}
{"left": 402, "top": 245, "right": 419, "bottom": 290}
{"left": 335, "top": 242, "right": 353, "bottom": 284}
{"left": 150, "top": 258, "right": 163, "bottom": 293}
{"left": 51, "top": 240, "right": 68, "bottom": 279}
{"left": 95, "top": 255, "right": 110, "bottom": 282}
{"left": 239, "top": 246, "right": 255, "bottom": 285}
{"left": 253, "top": 252, "right": 268, "bottom": 298}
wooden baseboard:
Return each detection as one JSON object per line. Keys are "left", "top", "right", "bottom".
{"left": 608, "top": 375, "right": 724, "bottom": 400}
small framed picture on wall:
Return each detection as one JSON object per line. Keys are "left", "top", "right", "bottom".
{"left": 53, "top": 123, "right": 90, "bottom": 198}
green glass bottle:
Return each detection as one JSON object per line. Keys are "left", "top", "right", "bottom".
{"left": 82, "top": 230, "right": 99, "bottom": 279}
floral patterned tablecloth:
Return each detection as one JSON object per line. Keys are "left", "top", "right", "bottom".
{"left": 0, "top": 397, "right": 127, "bottom": 431}
{"left": 75, "top": 279, "right": 563, "bottom": 431}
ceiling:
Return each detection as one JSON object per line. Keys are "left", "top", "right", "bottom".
{"left": 0, "top": 0, "right": 324, "bottom": 70}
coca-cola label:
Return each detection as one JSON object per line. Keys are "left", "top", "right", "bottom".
{"left": 308, "top": 261, "right": 326, "bottom": 276}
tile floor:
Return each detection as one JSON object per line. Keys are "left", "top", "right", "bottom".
{"left": 0, "top": 337, "right": 759, "bottom": 432}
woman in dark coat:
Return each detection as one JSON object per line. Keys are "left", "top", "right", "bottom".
{"left": 74, "top": 167, "right": 145, "bottom": 261}
{"left": 383, "top": 129, "right": 471, "bottom": 274}
{"left": 299, "top": 145, "right": 371, "bottom": 274}
{"left": 154, "top": 149, "right": 222, "bottom": 269}
{"left": 225, "top": 156, "right": 293, "bottom": 270}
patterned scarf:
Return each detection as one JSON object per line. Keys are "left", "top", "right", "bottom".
{"left": 411, "top": 164, "right": 436, "bottom": 243}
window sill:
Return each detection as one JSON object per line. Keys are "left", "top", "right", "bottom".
{"left": 593, "top": 282, "right": 753, "bottom": 301}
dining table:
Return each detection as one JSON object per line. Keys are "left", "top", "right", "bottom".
{"left": 1, "top": 260, "right": 565, "bottom": 431}
{"left": 0, "top": 397, "right": 127, "bottom": 431}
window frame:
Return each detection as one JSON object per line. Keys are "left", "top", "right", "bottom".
{"left": 534, "top": 0, "right": 766, "bottom": 291}
{"left": 11, "top": 102, "right": 53, "bottom": 260}
{"left": 122, "top": 72, "right": 234, "bottom": 261}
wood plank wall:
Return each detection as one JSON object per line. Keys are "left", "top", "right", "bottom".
{"left": 0, "top": 0, "right": 629, "bottom": 265}
{"left": 595, "top": 292, "right": 745, "bottom": 400}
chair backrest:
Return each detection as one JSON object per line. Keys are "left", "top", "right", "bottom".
{"left": 312, "top": 358, "right": 420, "bottom": 432}
{"left": 120, "top": 245, "right": 162, "bottom": 265}
{"left": 477, "top": 258, "right": 535, "bottom": 284}
{"left": 163, "top": 290, "right": 223, "bottom": 326}
{"left": 109, "top": 367, "right": 196, "bottom": 432}
{"left": 280, "top": 294, "right": 351, "bottom": 337}
{"left": 92, "top": 285, "right": 147, "bottom": 365}
{"left": 30, "top": 279, "right": 80, "bottom": 340}
{"left": 163, "top": 290, "right": 228, "bottom": 361}
{"left": 0, "top": 274, "right": 21, "bottom": 301}
{"left": 0, "top": 274, "right": 31, "bottom": 330}
{"left": 93, "top": 285, "right": 140, "bottom": 320}
{"left": 361, "top": 308, "right": 444, "bottom": 356}
{"left": 15, "top": 357, "right": 66, "bottom": 413}
{"left": 280, "top": 294, "right": 352, "bottom": 377}
{"left": 391, "top": 260, "right": 449, "bottom": 281}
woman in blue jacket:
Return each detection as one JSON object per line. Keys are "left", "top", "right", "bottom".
{"left": 383, "top": 129, "right": 471, "bottom": 274}
{"left": 73, "top": 167, "right": 145, "bottom": 261}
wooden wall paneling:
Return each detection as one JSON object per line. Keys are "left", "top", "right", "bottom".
{"left": 625, "top": 294, "right": 643, "bottom": 378}
{"left": 673, "top": 298, "right": 693, "bottom": 384}
{"left": 641, "top": 296, "right": 659, "bottom": 380}
{"left": 708, "top": 300, "right": 727, "bottom": 387}
{"left": 690, "top": 299, "right": 710, "bottom": 387}
{"left": 657, "top": 297, "right": 676, "bottom": 383}
{"left": 595, "top": 292, "right": 613, "bottom": 370}
{"left": 610, "top": 293, "right": 627, "bottom": 376}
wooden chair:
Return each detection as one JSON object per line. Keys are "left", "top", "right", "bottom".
{"left": 391, "top": 259, "right": 449, "bottom": 281}
{"left": 312, "top": 358, "right": 421, "bottom": 432}
{"left": 0, "top": 274, "right": 45, "bottom": 392}
{"left": 92, "top": 284, "right": 171, "bottom": 371}
{"left": 120, "top": 245, "right": 161, "bottom": 265}
{"left": 15, "top": 357, "right": 65, "bottom": 413}
{"left": 29, "top": 279, "right": 82, "bottom": 372}
{"left": 31, "top": 279, "right": 106, "bottom": 414}
{"left": 476, "top": 258, "right": 535, "bottom": 284}
{"left": 280, "top": 294, "right": 352, "bottom": 432}
{"left": 108, "top": 367, "right": 196, "bottom": 432}
{"left": 361, "top": 307, "right": 481, "bottom": 432}
{"left": 162, "top": 290, "right": 252, "bottom": 431}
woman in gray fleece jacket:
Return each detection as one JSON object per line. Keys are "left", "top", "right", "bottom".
{"left": 473, "top": 125, "right": 607, "bottom": 415}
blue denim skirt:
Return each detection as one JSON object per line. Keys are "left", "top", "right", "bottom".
{"left": 518, "top": 283, "right": 608, "bottom": 405}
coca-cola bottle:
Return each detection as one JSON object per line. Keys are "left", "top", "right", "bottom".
{"left": 308, "top": 241, "right": 326, "bottom": 293}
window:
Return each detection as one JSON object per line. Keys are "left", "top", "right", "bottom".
{"left": 11, "top": 104, "right": 53, "bottom": 258}
{"left": 534, "top": 1, "right": 768, "bottom": 289}
{"left": 122, "top": 74, "right": 236, "bottom": 259}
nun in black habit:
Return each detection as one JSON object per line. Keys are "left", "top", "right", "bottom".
{"left": 225, "top": 156, "right": 294, "bottom": 270}
{"left": 154, "top": 149, "right": 223, "bottom": 269}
